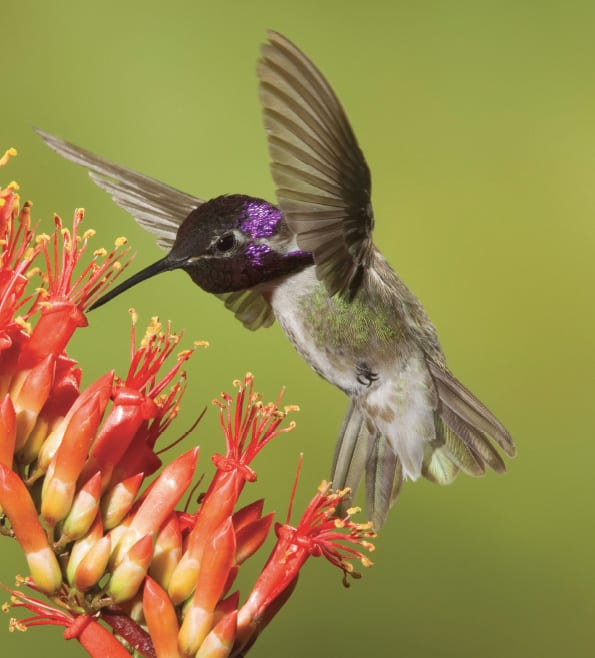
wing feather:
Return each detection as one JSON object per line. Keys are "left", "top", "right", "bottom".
{"left": 258, "top": 31, "right": 374, "bottom": 299}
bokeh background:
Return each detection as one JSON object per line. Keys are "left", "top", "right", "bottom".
{"left": 2, "top": 1, "right": 594, "bottom": 656}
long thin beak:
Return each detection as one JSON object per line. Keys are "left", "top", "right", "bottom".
{"left": 90, "top": 256, "right": 181, "bottom": 311}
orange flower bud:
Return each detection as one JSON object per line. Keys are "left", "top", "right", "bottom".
{"left": 73, "top": 535, "right": 111, "bottom": 592}
{"left": 195, "top": 611, "right": 237, "bottom": 658}
{"left": 0, "top": 393, "right": 16, "bottom": 466}
{"left": 60, "top": 471, "right": 102, "bottom": 543}
{"left": 101, "top": 472, "right": 143, "bottom": 530}
{"left": 143, "top": 577, "right": 183, "bottom": 658}
{"left": 0, "top": 464, "right": 61, "bottom": 594}
{"left": 108, "top": 533, "right": 153, "bottom": 603}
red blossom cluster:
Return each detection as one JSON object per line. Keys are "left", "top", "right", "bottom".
{"left": 0, "top": 149, "right": 375, "bottom": 658}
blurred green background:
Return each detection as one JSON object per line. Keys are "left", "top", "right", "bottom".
{"left": 2, "top": 0, "right": 594, "bottom": 656}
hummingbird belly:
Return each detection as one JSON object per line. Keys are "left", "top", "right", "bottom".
{"left": 270, "top": 267, "right": 403, "bottom": 394}
{"left": 270, "top": 267, "right": 438, "bottom": 479}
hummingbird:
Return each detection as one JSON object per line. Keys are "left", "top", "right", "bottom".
{"left": 36, "top": 31, "right": 515, "bottom": 527}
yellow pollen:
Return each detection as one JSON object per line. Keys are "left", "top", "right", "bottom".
{"left": 194, "top": 340, "right": 210, "bottom": 348}
{"left": 1, "top": 602, "right": 9, "bottom": 612}
{"left": 346, "top": 506, "right": 361, "bottom": 516}
{"left": 14, "top": 316, "right": 32, "bottom": 334}
{"left": 233, "top": 379, "right": 242, "bottom": 388}
{"left": 34, "top": 287, "right": 49, "bottom": 297}
{"left": 82, "top": 229, "right": 96, "bottom": 240}
{"left": 35, "top": 233, "right": 51, "bottom": 244}
{"left": 129, "top": 308, "right": 139, "bottom": 325}
{"left": 142, "top": 317, "right": 163, "bottom": 342}
{"left": 334, "top": 518, "right": 345, "bottom": 528}
{"left": 8, "top": 181, "right": 19, "bottom": 191}
{"left": 112, "top": 262, "right": 123, "bottom": 271}
{"left": 317, "top": 481, "right": 330, "bottom": 494}
{"left": 93, "top": 248, "right": 107, "bottom": 257}
{"left": 115, "top": 236, "right": 128, "bottom": 247}
{"left": 0, "top": 200, "right": 5, "bottom": 208}
{"left": 360, "top": 557, "right": 373, "bottom": 568}
{"left": 176, "top": 349, "right": 193, "bottom": 360}
{"left": 284, "top": 404, "right": 300, "bottom": 413}
{"left": 0, "top": 147, "right": 18, "bottom": 167}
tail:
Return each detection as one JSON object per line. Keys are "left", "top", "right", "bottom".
{"left": 331, "top": 401, "right": 403, "bottom": 529}
{"left": 422, "top": 359, "right": 516, "bottom": 484}
{"left": 331, "top": 362, "right": 515, "bottom": 529}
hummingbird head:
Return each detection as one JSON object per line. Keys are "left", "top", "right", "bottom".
{"left": 90, "top": 194, "right": 313, "bottom": 310}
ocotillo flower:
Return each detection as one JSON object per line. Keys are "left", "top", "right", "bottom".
{"left": 0, "top": 150, "right": 374, "bottom": 658}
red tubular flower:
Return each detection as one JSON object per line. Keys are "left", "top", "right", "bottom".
{"left": 196, "top": 610, "right": 237, "bottom": 658}
{"left": 101, "top": 472, "right": 144, "bottom": 531}
{"left": 0, "top": 154, "right": 375, "bottom": 658}
{"left": 18, "top": 211, "right": 131, "bottom": 370}
{"left": 149, "top": 512, "right": 182, "bottom": 590}
{"left": 0, "top": 464, "right": 62, "bottom": 594}
{"left": 35, "top": 370, "right": 114, "bottom": 478}
{"left": 178, "top": 518, "right": 237, "bottom": 655}
{"left": 142, "top": 577, "right": 181, "bottom": 658}
{"left": 108, "top": 533, "right": 154, "bottom": 603}
{"left": 60, "top": 471, "right": 103, "bottom": 544}
{"left": 0, "top": 394, "right": 16, "bottom": 466}
{"left": 235, "top": 481, "right": 376, "bottom": 653}
{"left": 41, "top": 390, "right": 105, "bottom": 526}
{"left": 81, "top": 319, "right": 193, "bottom": 486}
{"left": 112, "top": 447, "right": 199, "bottom": 565}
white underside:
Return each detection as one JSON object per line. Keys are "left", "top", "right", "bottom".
{"left": 270, "top": 267, "right": 436, "bottom": 480}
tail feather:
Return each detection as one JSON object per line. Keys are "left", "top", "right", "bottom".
{"left": 331, "top": 361, "right": 515, "bottom": 529}
{"left": 440, "top": 404, "right": 507, "bottom": 473}
{"left": 331, "top": 400, "right": 368, "bottom": 497}
{"left": 426, "top": 359, "right": 515, "bottom": 458}
{"left": 427, "top": 415, "right": 486, "bottom": 479}
{"left": 365, "top": 438, "right": 403, "bottom": 528}
{"left": 331, "top": 401, "right": 403, "bottom": 528}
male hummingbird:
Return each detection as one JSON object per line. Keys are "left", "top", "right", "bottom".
{"left": 36, "top": 31, "right": 515, "bottom": 527}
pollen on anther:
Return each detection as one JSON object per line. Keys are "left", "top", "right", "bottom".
{"left": 14, "top": 317, "right": 32, "bottom": 334}
{"left": 114, "top": 236, "right": 128, "bottom": 247}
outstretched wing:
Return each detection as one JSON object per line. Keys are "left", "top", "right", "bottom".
{"left": 258, "top": 31, "right": 374, "bottom": 300}
{"left": 36, "top": 128, "right": 276, "bottom": 329}
{"left": 35, "top": 128, "right": 202, "bottom": 250}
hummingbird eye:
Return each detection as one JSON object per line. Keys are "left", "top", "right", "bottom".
{"left": 215, "top": 232, "right": 237, "bottom": 254}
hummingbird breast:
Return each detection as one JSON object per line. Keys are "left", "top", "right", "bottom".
{"left": 269, "top": 254, "right": 445, "bottom": 480}
{"left": 269, "top": 259, "right": 422, "bottom": 395}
